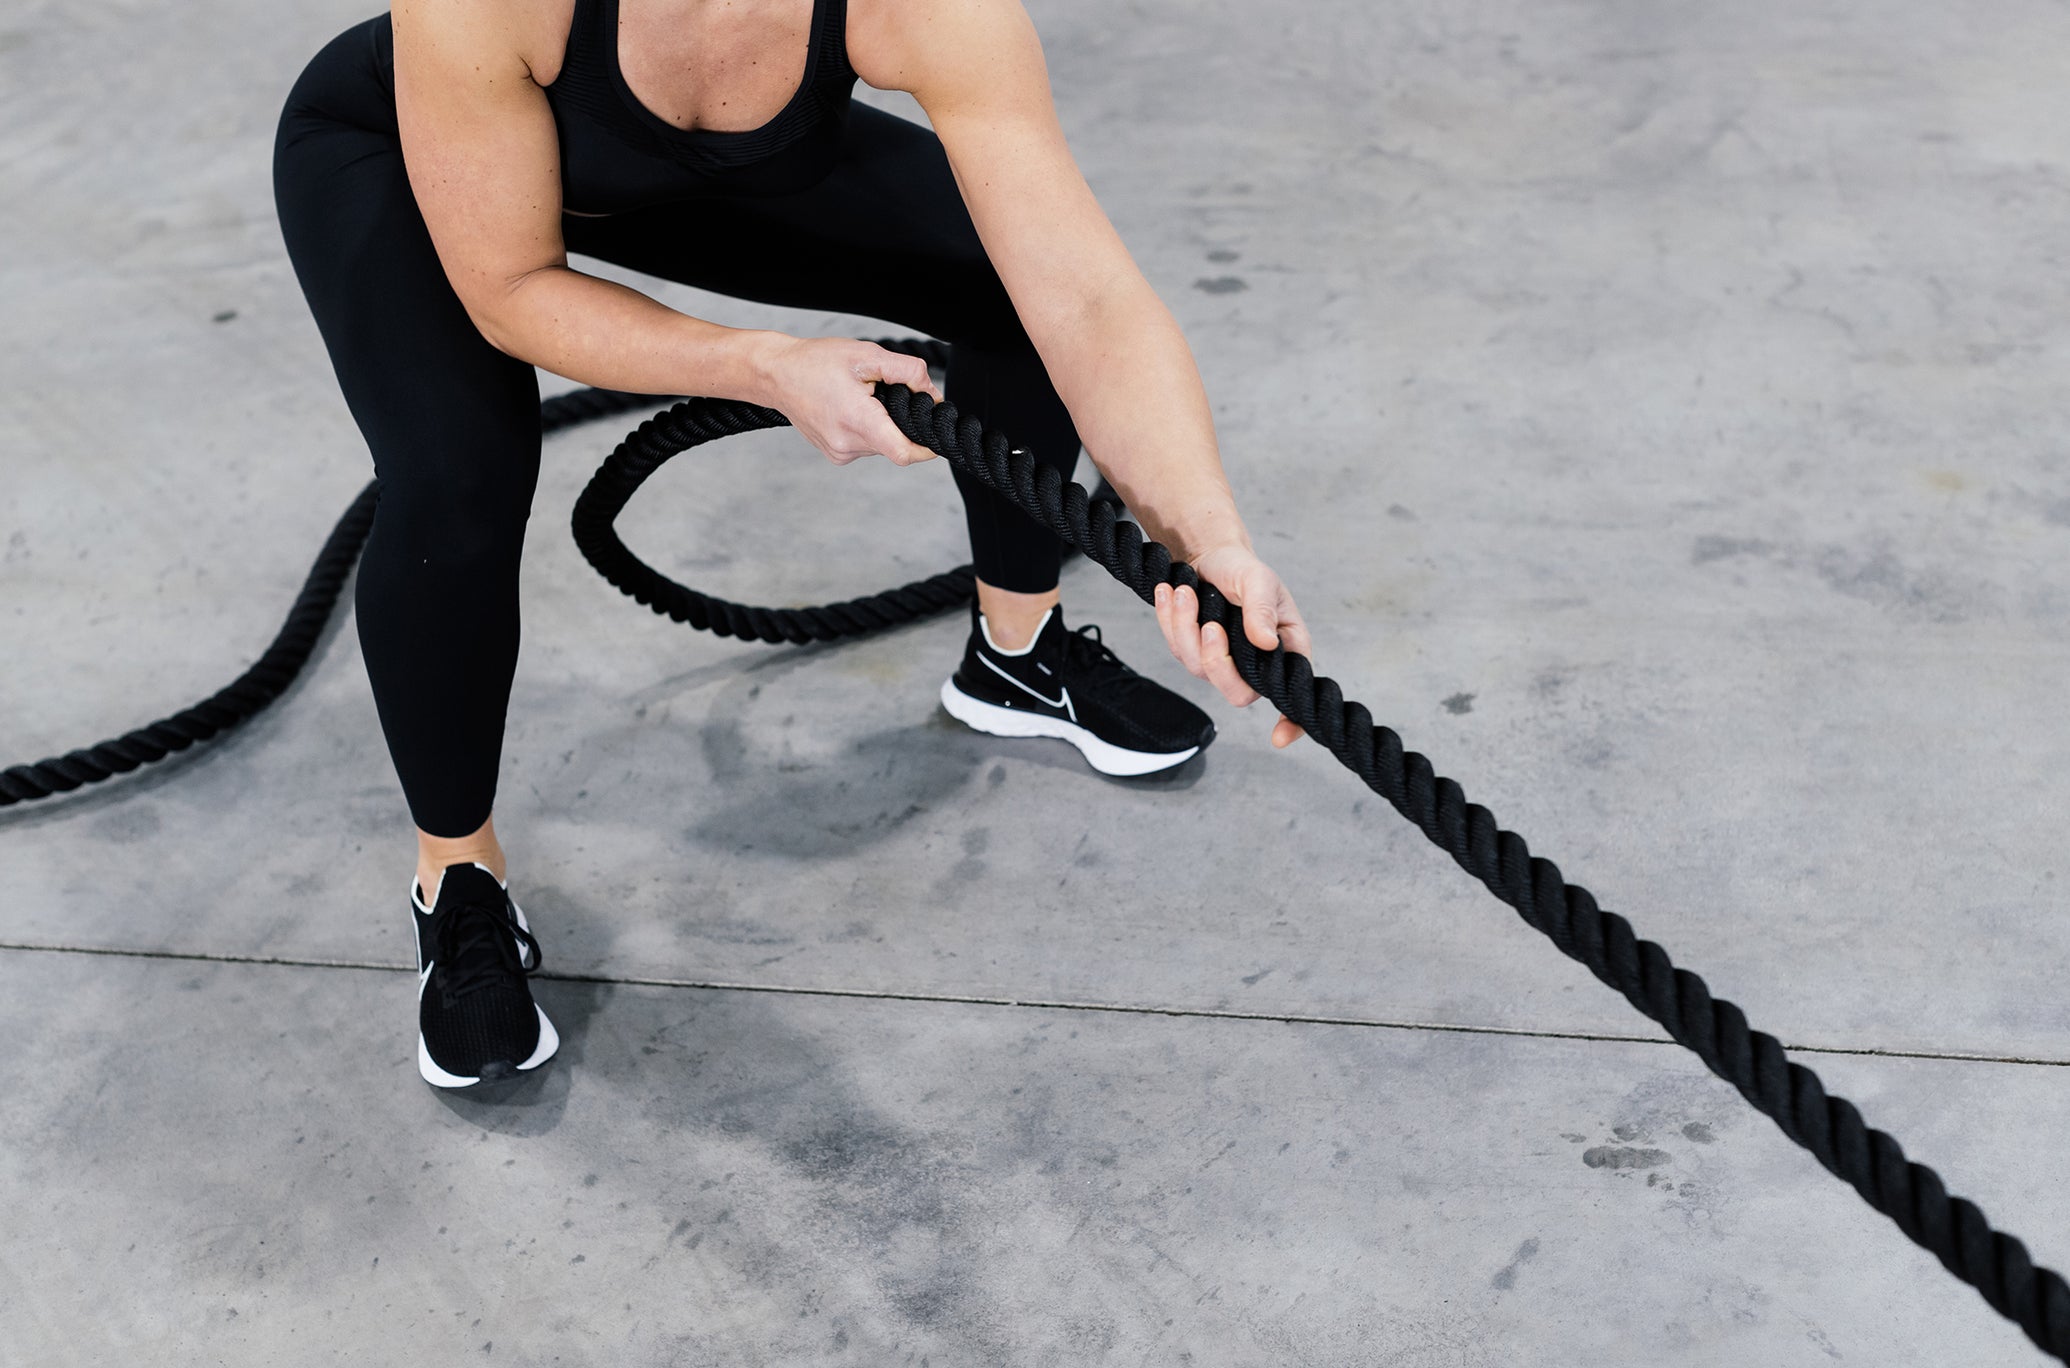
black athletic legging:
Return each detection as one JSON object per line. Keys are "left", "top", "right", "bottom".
{"left": 272, "top": 19, "right": 1080, "bottom": 838}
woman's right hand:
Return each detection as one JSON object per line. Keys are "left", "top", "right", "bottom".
{"left": 756, "top": 335, "right": 944, "bottom": 467}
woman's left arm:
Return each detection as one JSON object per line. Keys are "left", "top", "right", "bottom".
{"left": 852, "top": 0, "right": 1310, "bottom": 745}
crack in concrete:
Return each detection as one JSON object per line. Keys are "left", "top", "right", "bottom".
{"left": 1, "top": 938, "right": 2063, "bottom": 1070}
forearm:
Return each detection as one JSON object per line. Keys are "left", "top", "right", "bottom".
{"left": 477, "top": 264, "right": 779, "bottom": 404}
{"left": 1039, "top": 284, "right": 1251, "bottom": 563}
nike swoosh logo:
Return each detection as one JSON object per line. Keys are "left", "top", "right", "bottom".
{"left": 980, "top": 653, "right": 1075, "bottom": 721}
{"left": 418, "top": 960, "right": 435, "bottom": 999}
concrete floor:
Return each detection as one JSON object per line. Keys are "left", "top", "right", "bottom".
{"left": 5, "top": 0, "right": 2070, "bottom": 1362}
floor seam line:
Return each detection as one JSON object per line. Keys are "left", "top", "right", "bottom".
{"left": 1, "top": 938, "right": 2061, "bottom": 1068}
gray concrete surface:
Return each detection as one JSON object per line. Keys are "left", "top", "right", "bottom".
{"left": 5, "top": 0, "right": 2070, "bottom": 1362}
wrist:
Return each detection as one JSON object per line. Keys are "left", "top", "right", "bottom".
{"left": 713, "top": 327, "right": 792, "bottom": 408}
{"left": 1171, "top": 513, "right": 1253, "bottom": 567}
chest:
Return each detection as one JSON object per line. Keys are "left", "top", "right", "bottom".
{"left": 533, "top": 0, "right": 816, "bottom": 134}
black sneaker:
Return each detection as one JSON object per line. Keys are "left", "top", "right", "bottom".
{"left": 939, "top": 604, "right": 1214, "bottom": 776}
{"left": 409, "top": 861, "right": 558, "bottom": 1089}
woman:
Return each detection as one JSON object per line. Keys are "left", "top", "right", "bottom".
{"left": 272, "top": 0, "right": 1311, "bottom": 1089}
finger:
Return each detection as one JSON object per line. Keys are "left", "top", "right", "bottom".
{"left": 1168, "top": 583, "right": 1207, "bottom": 678}
{"left": 891, "top": 351, "right": 942, "bottom": 401}
{"left": 915, "top": 360, "right": 944, "bottom": 402}
{"left": 1276, "top": 609, "right": 1313, "bottom": 661}
{"left": 1155, "top": 587, "right": 1202, "bottom": 680}
{"left": 1198, "top": 619, "right": 1262, "bottom": 708}
{"left": 1240, "top": 572, "right": 1283, "bottom": 652}
{"left": 866, "top": 412, "right": 936, "bottom": 466}
{"left": 861, "top": 348, "right": 940, "bottom": 402}
{"left": 1272, "top": 716, "right": 1305, "bottom": 748}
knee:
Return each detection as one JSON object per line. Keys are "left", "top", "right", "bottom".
{"left": 926, "top": 258, "right": 1037, "bottom": 355}
{"left": 372, "top": 443, "right": 539, "bottom": 572}
{"left": 947, "top": 328, "right": 1058, "bottom": 414}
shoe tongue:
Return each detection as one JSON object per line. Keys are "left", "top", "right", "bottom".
{"left": 435, "top": 862, "right": 504, "bottom": 909}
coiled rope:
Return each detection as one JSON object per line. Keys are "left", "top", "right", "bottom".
{"left": 569, "top": 338, "right": 979, "bottom": 643}
{"left": 0, "top": 340, "right": 959, "bottom": 805}
{"left": 7, "top": 341, "right": 2067, "bottom": 1362}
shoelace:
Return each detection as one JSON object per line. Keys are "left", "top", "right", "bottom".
{"left": 1062, "top": 622, "right": 1154, "bottom": 699}
{"left": 433, "top": 895, "right": 542, "bottom": 1005}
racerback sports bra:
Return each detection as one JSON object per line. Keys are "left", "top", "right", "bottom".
{"left": 371, "top": 0, "right": 859, "bottom": 217}
{"left": 542, "top": 0, "right": 859, "bottom": 213}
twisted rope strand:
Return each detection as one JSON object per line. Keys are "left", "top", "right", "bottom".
{"left": 865, "top": 377, "right": 2070, "bottom": 1362}
{"left": 0, "top": 482, "right": 381, "bottom": 807}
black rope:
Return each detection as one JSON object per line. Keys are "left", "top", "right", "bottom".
{"left": 568, "top": 336, "right": 1138, "bottom": 643}
{"left": 1, "top": 481, "right": 379, "bottom": 807}
{"left": 567, "top": 339, "right": 974, "bottom": 644}
{"left": 862, "top": 380, "right": 2070, "bottom": 1362}
{"left": 1, "top": 344, "right": 961, "bottom": 804}
{"left": 7, "top": 340, "right": 2067, "bottom": 1365}
{"left": 568, "top": 368, "right": 2070, "bottom": 1360}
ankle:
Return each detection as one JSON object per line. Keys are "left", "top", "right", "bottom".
{"left": 975, "top": 581, "right": 1060, "bottom": 652}
{"left": 415, "top": 816, "right": 507, "bottom": 902}
{"left": 416, "top": 861, "right": 505, "bottom": 904}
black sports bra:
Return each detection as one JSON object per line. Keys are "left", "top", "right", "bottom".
{"left": 542, "top": 0, "right": 859, "bottom": 213}
{"left": 371, "top": 0, "right": 858, "bottom": 217}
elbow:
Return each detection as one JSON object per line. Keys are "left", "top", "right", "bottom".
{"left": 1043, "top": 268, "right": 1157, "bottom": 349}
{"left": 465, "top": 298, "right": 526, "bottom": 361}
{"left": 467, "top": 263, "right": 560, "bottom": 361}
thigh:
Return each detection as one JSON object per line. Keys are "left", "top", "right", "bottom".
{"left": 273, "top": 30, "right": 541, "bottom": 522}
{"left": 562, "top": 104, "right": 1024, "bottom": 348}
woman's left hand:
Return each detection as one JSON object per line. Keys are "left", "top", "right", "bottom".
{"left": 1153, "top": 545, "right": 1311, "bottom": 749}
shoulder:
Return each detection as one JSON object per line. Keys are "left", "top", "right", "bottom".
{"left": 845, "top": 0, "right": 1050, "bottom": 107}
{"left": 390, "top": 0, "right": 567, "bottom": 87}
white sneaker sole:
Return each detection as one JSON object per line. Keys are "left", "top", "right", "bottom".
{"left": 940, "top": 677, "right": 1200, "bottom": 777}
{"left": 418, "top": 1005, "right": 560, "bottom": 1089}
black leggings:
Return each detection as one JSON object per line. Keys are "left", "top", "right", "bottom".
{"left": 272, "top": 17, "right": 1080, "bottom": 838}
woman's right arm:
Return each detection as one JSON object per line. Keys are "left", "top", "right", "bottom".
{"left": 387, "top": 0, "right": 940, "bottom": 464}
